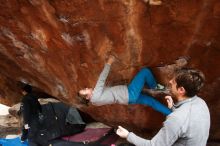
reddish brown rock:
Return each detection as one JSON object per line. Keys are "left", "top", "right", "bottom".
{"left": 0, "top": 0, "right": 220, "bottom": 139}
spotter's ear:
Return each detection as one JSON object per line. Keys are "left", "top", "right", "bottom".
{"left": 178, "top": 86, "right": 186, "bottom": 96}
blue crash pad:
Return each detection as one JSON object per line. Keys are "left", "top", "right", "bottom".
{"left": 0, "top": 137, "right": 28, "bottom": 146}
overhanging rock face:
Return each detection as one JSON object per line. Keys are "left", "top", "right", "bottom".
{"left": 0, "top": 0, "right": 220, "bottom": 139}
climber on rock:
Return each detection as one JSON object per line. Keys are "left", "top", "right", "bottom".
{"left": 77, "top": 55, "right": 184, "bottom": 116}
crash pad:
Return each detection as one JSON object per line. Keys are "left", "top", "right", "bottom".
{"left": 0, "top": 137, "right": 28, "bottom": 146}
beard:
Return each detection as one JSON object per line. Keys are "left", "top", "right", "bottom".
{"left": 169, "top": 90, "right": 178, "bottom": 103}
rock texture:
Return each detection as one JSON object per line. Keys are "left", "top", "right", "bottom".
{"left": 0, "top": 0, "right": 220, "bottom": 140}
{"left": 0, "top": 114, "right": 20, "bottom": 138}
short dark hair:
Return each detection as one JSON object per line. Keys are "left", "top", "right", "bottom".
{"left": 22, "top": 84, "right": 32, "bottom": 93}
{"left": 174, "top": 68, "right": 205, "bottom": 97}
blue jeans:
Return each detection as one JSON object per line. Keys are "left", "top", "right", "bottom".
{"left": 128, "top": 68, "right": 171, "bottom": 116}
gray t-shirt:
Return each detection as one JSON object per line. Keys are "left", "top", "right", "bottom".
{"left": 127, "top": 96, "right": 210, "bottom": 146}
{"left": 91, "top": 64, "right": 129, "bottom": 105}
